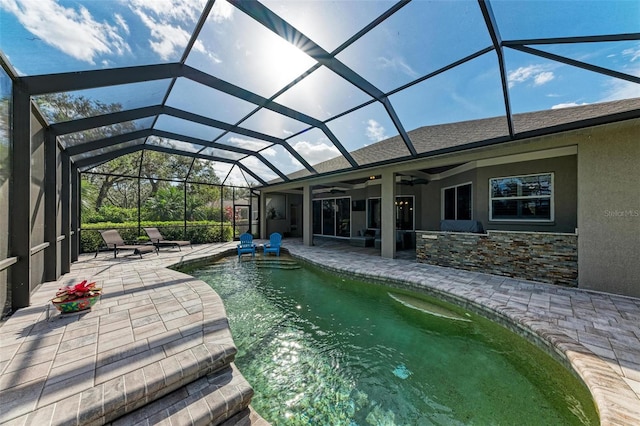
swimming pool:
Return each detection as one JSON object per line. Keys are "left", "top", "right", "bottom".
{"left": 186, "top": 256, "right": 598, "bottom": 425}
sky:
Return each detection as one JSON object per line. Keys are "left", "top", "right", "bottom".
{"left": 1, "top": 0, "right": 639, "bottom": 185}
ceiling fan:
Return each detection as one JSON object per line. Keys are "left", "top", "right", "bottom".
{"left": 398, "top": 177, "right": 429, "bottom": 186}
{"left": 314, "top": 186, "right": 347, "bottom": 194}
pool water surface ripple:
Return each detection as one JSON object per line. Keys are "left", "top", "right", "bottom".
{"left": 188, "top": 256, "right": 598, "bottom": 425}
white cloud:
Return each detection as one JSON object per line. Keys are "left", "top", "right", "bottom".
{"left": 534, "top": 71, "right": 554, "bottom": 86}
{"left": 0, "top": 0, "right": 130, "bottom": 64}
{"left": 507, "top": 65, "right": 555, "bottom": 88}
{"left": 293, "top": 140, "right": 340, "bottom": 164}
{"left": 260, "top": 147, "right": 278, "bottom": 157}
{"left": 114, "top": 13, "right": 129, "bottom": 35}
{"left": 210, "top": 0, "right": 234, "bottom": 22}
{"left": 599, "top": 64, "right": 640, "bottom": 102}
{"left": 622, "top": 44, "right": 640, "bottom": 62}
{"left": 133, "top": 9, "right": 193, "bottom": 60}
{"left": 365, "top": 119, "right": 387, "bottom": 142}
{"left": 226, "top": 137, "right": 271, "bottom": 152}
{"left": 129, "top": 0, "right": 209, "bottom": 60}
{"left": 225, "top": 165, "right": 254, "bottom": 186}
{"left": 551, "top": 102, "right": 589, "bottom": 109}
{"left": 377, "top": 56, "right": 419, "bottom": 79}
{"left": 550, "top": 63, "right": 640, "bottom": 108}
{"left": 128, "top": 0, "right": 205, "bottom": 23}
{"left": 239, "top": 157, "right": 279, "bottom": 181}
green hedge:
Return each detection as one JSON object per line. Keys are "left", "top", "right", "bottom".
{"left": 81, "top": 221, "right": 234, "bottom": 253}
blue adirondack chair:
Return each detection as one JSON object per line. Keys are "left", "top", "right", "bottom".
{"left": 263, "top": 232, "right": 282, "bottom": 256}
{"left": 237, "top": 233, "right": 256, "bottom": 257}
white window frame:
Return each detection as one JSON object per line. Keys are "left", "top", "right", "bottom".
{"left": 312, "top": 196, "right": 352, "bottom": 238}
{"left": 489, "top": 172, "right": 554, "bottom": 222}
{"left": 441, "top": 182, "right": 473, "bottom": 220}
{"left": 366, "top": 197, "right": 381, "bottom": 230}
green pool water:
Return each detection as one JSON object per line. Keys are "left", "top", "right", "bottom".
{"left": 185, "top": 256, "right": 598, "bottom": 425}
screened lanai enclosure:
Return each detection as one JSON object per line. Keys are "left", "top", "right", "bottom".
{"left": 1, "top": 0, "right": 639, "bottom": 314}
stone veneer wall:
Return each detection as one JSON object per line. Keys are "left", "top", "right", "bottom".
{"left": 416, "top": 230, "right": 578, "bottom": 286}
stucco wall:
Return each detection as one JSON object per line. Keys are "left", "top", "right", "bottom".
{"left": 476, "top": 156, "right": 577, "bottom": 233}
{"left": 267, "top": 118, "right": 639, "bottom": 297}
{"left": 423, "top": 168, "right": 477, "bottom": 230}
{"left": 420, "top": 156, "right": 577, "bottom": 233}
{"left": 577, "top": 121, "right": 640, "bottom": 297}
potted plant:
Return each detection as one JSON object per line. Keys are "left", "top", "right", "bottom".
{"left": 51, "top": 280, "right": 102, "bottom": 313}
{"left": 267, "top": 206, "right": 277, "bottom": 219}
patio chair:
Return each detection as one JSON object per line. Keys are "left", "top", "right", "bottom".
{"left": 96, "top": 229, "right": 157, "bottom": 258}
{"left": 237, "top": 233, "right": 257, "bottom": 257}
{"left": 143, "top": 227, "right": 192, "bottom": 251}
{"left": 263, "top": 232, "right": 282, "bottom": 256}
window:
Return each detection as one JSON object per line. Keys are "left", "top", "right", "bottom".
{"left": 395, "top": 196, "right": 414, "bottom": 230}
{"left": 367, "top": 198, "right": 381, "bottom": 229}
{"left": 368, "top": 196, "right": 414, "bottom": 230}
{"left": 335, "top": 198, "right": 351, "bottom": 237}
{"left": 490, "top": 173, "right": 553, "bottom": 221}
{"left": 312, "top": 197, "right": 351, "bottom": 237}
{"left": 322, "top": 200, "right": 335, "bottom": 235}
{"left": 442, "top": 183, "right": 472, "bottom": 220}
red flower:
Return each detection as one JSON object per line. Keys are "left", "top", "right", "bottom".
{"left": 54, "top": 280, "right": 101, "bottom": 302}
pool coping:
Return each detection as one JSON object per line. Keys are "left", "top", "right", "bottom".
{"left": 0, "top": 243, "right": 263, "bottom": 426}
{"left": 0, "top": 241, "right": 638, "bottom": 425}
{"left": 284, "top": 242, "right": 640, "bottom": 425}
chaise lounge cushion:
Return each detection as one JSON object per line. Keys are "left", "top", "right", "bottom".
{"left": 97, "top": 229, "right": 157, "bottom": 258}
{"left": 144, "top": 227, "right": 191, "bottom": 251}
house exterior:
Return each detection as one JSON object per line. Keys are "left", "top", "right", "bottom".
{"left": 260, "top": 98, "right": 640, "bottom": 298}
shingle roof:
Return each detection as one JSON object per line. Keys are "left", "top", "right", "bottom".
{"left": 286, "top": 98, "right": 640, "bottom": 180}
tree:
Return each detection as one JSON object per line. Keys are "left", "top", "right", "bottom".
{"left": 38, "top": 93, "right": 142, "bottom": 211}
{"left": 83, "top": 153, "right": 141, "bottom": 210}
{"left": 37, "top": 93, "right": 228, "bottom": 222}
{"left": 143, "top": 186, "right": 184, "bottom": 221}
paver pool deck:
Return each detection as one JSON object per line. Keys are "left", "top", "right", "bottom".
{"left": 1, "top": 240, "right": 639, "bottom": 425}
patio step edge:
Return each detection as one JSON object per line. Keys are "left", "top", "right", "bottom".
{"left": 108, "top": 363, "right": 255, "bottom": 426}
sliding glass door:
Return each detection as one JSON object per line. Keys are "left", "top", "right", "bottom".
{"left": 313, "top": 197, "right": 351, "bottom": 237}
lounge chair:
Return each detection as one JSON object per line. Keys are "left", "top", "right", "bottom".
{"left": 96, "top": 229, "right": 157, "bottom": 258}
{"left": 144, "top": 227, "right": 192, "bottom": 251}
{"left": 237, "top": 233, "right": 256, "bottom": 257}
{"left": 263, "top": 232, "right": 282, "bottom": 256}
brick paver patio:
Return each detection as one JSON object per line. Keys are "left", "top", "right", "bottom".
{"left": 1, "top": 240, "right": 638, "bottom": 425}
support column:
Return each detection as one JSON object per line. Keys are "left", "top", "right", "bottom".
{"left": 61, "top": 153, "right": 71, "bottom": 274}
{"left": 381, "top": 170, "right": 396, "bottom": 259}
{"left": 259, "top": 191, "right": 266, "bottom": 239}
{"left": 182, "top": 181, "right": 187, "bottom": 239}
{"left": 10, "top": 86, "right": 31, "bottom": 309}
{"left": 303, "top": 184, "right": 313, "bottom": 246}
{"left": 44, "top": 131, "right": 58, "bottom": 281}
{"left": 71, "top": 164, "right": 79, "bottom": 261}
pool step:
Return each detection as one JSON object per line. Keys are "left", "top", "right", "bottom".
{"left": 110, "top": 364, "right": 257, "bottom": 426}
{"left": 254, "top": 258, "right": 300, "bottom": 270}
